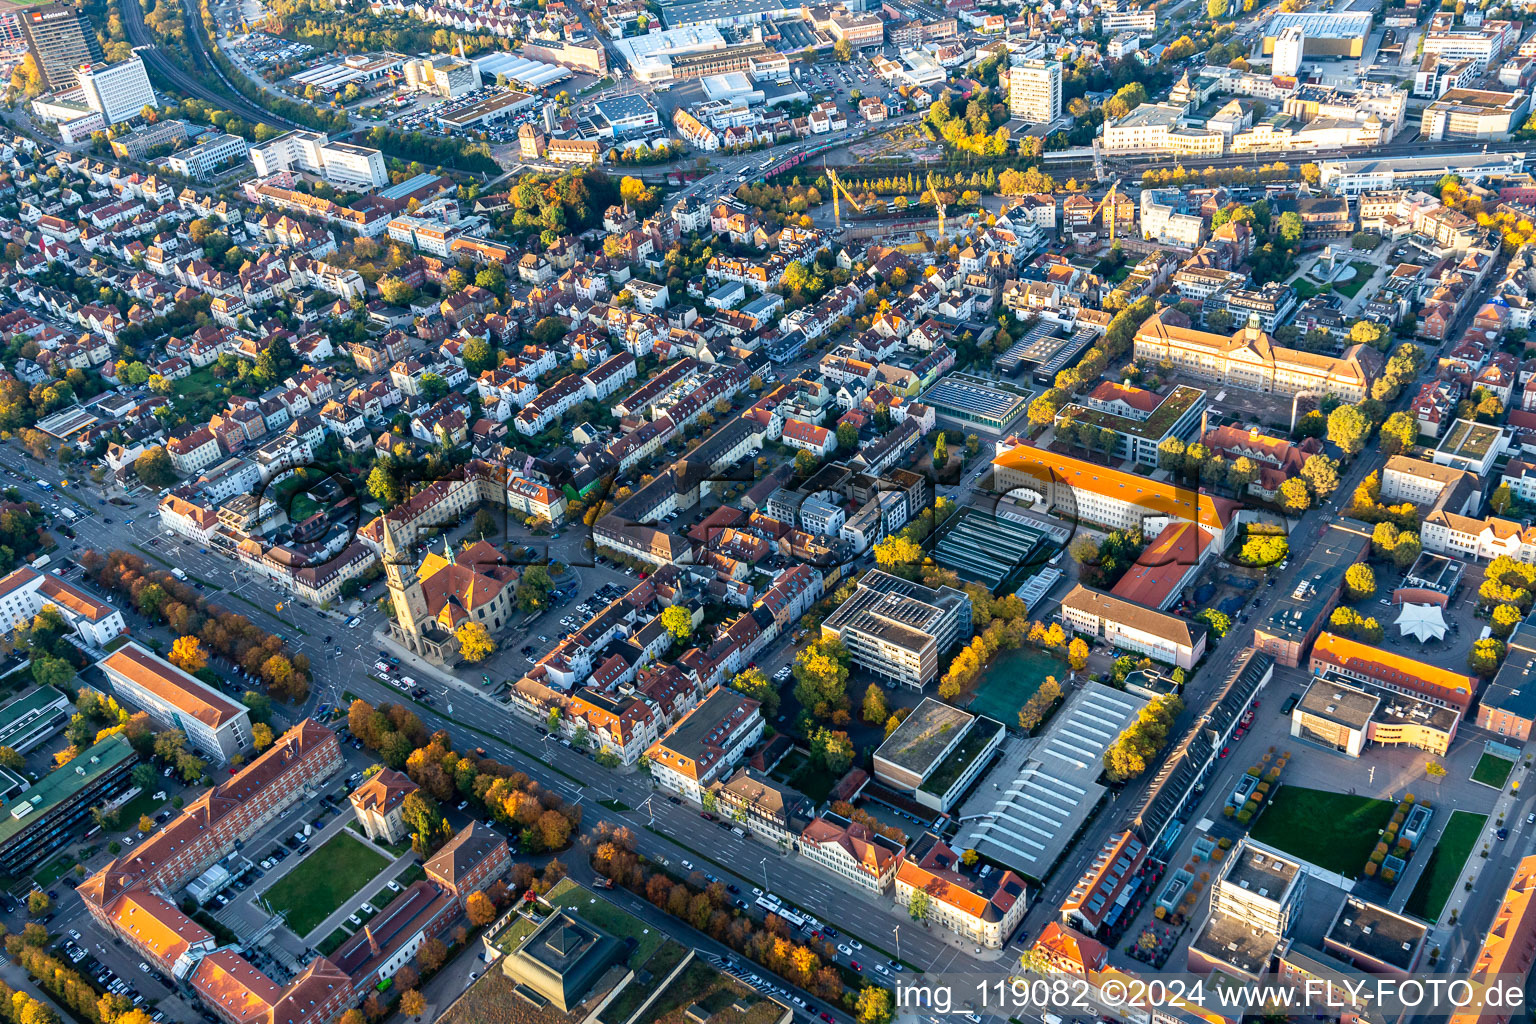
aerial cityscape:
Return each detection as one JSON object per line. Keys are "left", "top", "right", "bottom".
{"left": 0, "top": 0, "right": 1533, "bottom": 1020}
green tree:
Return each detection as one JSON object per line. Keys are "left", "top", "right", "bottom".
{"left": 418, "top": 373, "right": 448, "bottom": 403}
{"left": 134, "top": 446, "right": 176, "bottom": 488}
{"left": 730, "top": 667, "right": 780, "bottom": 717}
{"left": 810, "top": 727, "right": 854, "bottom": 773}
{"left": 1344, "top": 563, "right": 1376, "bottom": 601}
{"left": 1380, "top": 411, "right": 1418, "bottom": 455}
{"left": 793, "top": 638, "right": 850, "bottom": 719}
{"left": 862, "top": 683, "right": 889, "bottom": 725}
{"left": 1277, "top": 210, "right": 1304, "bottom": 247}
{"left": 1327, "top": 404, "right": 1370, "bottom": 456}
{"left": 1279, "top": 477, "right": 1312, "bottom": 513}
{"left": 515, "top": 564, "right": 554, "bottom": 613}
{"left": 1469, "top": 637, "right": 1506, "bottom": 676}
{"left": 1300, "top": 454, "right": 1340, "bottom": 499}
{"left": 834, "top": 38, "right": 853, "bottom": 61}
{"left": 462, "top": 337, "right": 495, "bottom": 375}
{"left": 660, "top": 605, "right": 693, "bottom": 640}
{"left": 1492, "top": 602, "right": 1523, "bottom": 640}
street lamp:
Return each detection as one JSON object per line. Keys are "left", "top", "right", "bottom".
{"left": 893, "top": 924, "right": 900, "bottom": 964}
{"left": 760, "top": 857, "right": 770, "bottom": 894}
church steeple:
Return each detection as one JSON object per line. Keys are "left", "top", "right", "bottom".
{"left": 382, "top": 517, "right": 429, "bottom": 633}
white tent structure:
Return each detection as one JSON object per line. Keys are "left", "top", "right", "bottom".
{"left": 1396, "top": 602, "right": 1448, "bottom": 642}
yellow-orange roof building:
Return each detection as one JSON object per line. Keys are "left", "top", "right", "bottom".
{"left": 1309, "top": 631, "right": 1477, "bottom": 710}
{"left": 992, "top": 444, "right": 1238, "bottom": 545}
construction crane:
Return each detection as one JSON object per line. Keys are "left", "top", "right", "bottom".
{"left": 1091, "top": 179, "right": 1122, "bottom": 245}
{"left": 825, "top": 164, "right": 863, "bottom": 230}
{"left": 925, "top": 171, "right": 947, "bottom": 242}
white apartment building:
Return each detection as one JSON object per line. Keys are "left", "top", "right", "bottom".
{"left": 1102, "top": 103, "right": 1225, "bottom": 156}
{"left": 1058, "top": 584, "right": 1207, "bottom": 669}
{"left": 799, "top": 815, "right": 902, "bottom": 893}
{"left": 165, "top": 133, "right": 249, "bottom": 180}
{"left": 250, "top": 131, "right": 389, "bottom": 189}
{"left": 75, "top": 58, "right": 156, "bottom": 125}
{"left": 100, "top": 641, "right": 253, "bottom": 763}
{"left": 0, "top": 566, "right": 126, "bottom": 647}
{"left": 1101, "top": 7, "right": 1155, "bottom": 31}
{"left": 1422, "top": 26, "right": 1507, "bottom": 73}
{"left": 1381, "top": 454, "right": 1481, "bottom": 508}
{"left": 1008, "top": 57, "right": 1062, "bottom": 122}
{"left": 1140, "top": 189, "right": 1207, "bottom": 246}
{"left": 1272, "top": 25, "right": 1305, "bottom": 77}
{"left": 893, "top": 833, "right": 1028, "bottom": 949}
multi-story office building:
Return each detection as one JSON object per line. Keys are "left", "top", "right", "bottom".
{"left": 20, "top": 4, "right": 103, "bottom": 93}
{"left": 165, "top": 132, "right": 249, "bottom": 180}
{"left": 0, "top": 686, "right": 70, "bottom": 754}
{"left": 1056, "top": 383, "right": 1206, "bottom": 468}
{"left": 0, "top": 733, "right": 136, "bottom": 876}
{"left": 821, "top": 570, "right": 971, "bottom": 690}
{"left": 0, "top": 564, "right": 125, "bottom": 647}
{"left": 992, "top": 445, "right": 1238, "bottom": 546}
{"left": 1058, "top": 585, "right": 1207, "bottom": 669}
{"left": 1273, "top": 24, "right": 1305, "bottom": 76}
{"left": 79, "top": 721, "right": 342, "bottom": 961}
{"left": 110, "top": 118, "right": 188, "bottom": 160}
{"left": 100, "top": 641, "right": 253, "bottom": 763}
{"left": 249, "top": 130, "right": 389, "bottom": 188}
{"left": 872, "top": 698, "right": 1005, "bottom": 811}
{"left": 75, "top": 58, "right": 155, "bottom": 125}
{"left": 1189, "top": 840, "right": 1306, "bottom": 981}
{"left": 1008, "top": 57, "right": 1062, "bottom": 123}
{"left": 403, "top": 54, "right": 481, "bottom": 97}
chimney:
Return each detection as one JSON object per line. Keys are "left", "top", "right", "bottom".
{"left": 365, "top": 924, "right": 380, "bottom": 956}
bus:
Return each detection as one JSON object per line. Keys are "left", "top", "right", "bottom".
{"left": 759, "top": 900, "right": 806, "bottom": 929}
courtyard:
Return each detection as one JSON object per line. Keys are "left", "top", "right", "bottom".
{"left": 262, "top": 832, "right": 391, "bottom": 937}
{"left": 1248, "top": 786, "right": 1395, "bottom": 878}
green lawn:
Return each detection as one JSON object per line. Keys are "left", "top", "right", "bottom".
{"left": 172, "top": 367, "right": 225, "bottom": 403}
{"left": 1332, "top": 262, "right": 1377, "bottom": 298}
{"left": 262, "top": 833, "right": 389, "bottom": 937}
{"left": 318, "top": 927, "right": 351, "bottom": 956}
{"left": 112, "top": 791, "right": 167, "bottom": 833}
{"left": 33, "top": 856, "right": 74, "bottom": 886}
{"left": 1249, "top": 786, "right": 1396, "bottom": 877}
{"left": 1404, "top": 810, "right": 1487, "bottom": 921}
{"left": 1472, "top": 753, "right": 1515, "bottom": 789}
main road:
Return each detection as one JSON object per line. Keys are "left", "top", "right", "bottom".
{"left": 2, "top": 451, "right": 998, "bottom": 997}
